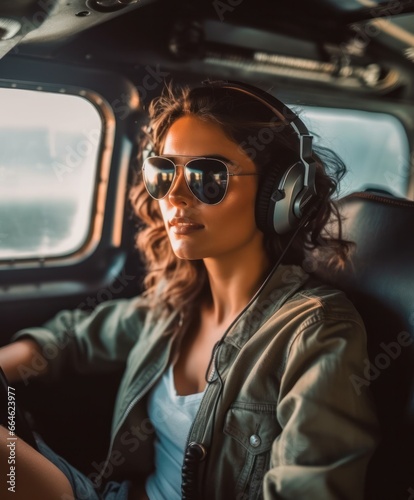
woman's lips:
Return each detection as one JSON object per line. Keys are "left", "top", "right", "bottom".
{"left": 169, "top": 217, "right": 204, "bottom": 235}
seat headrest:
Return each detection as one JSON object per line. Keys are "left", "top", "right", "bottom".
{"left": 316, "top": 190, "right": 414, "bottom": 335}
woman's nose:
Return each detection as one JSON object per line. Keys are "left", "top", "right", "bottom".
{"left": 168, "top": 165, "right": 193, "bottom": 205}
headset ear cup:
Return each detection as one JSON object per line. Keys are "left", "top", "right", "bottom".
{"left": 255, "top": 164, "right": 283, "bottom": 234}
{"left": 257, "top": 161, "right": 313, "bottom": 235}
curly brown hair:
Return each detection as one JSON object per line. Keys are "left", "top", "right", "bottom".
{"left": 129, "top": 82, "right": 350, "bottom": 319}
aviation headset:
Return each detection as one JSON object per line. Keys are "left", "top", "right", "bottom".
{"left": 203, "top": 80, "right": 319, "bottom": 236}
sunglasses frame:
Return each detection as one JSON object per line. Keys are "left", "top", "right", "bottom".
{"left": 142, "top": 154, "right": 258, "bottom": 205}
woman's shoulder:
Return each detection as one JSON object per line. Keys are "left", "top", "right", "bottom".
{"left": 272, "top": 264, "right": 364, "bottom": 326}
{"left": 300, "top": 276, "right": 360, "bottom": 318}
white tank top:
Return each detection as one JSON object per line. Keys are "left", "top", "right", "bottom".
{"left": 145, "top": 364, "right": 205, "bottom": 499}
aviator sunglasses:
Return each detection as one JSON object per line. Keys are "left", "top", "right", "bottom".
{"left": 142, "top": 155, "right": 258, "bottom": 205}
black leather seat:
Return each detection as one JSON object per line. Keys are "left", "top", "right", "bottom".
{"left": 313, "top": 190, "right": 414, "bottom": 500}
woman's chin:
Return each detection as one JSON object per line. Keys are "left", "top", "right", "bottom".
{"left": 170, "top": 244, "right": 206, "bottom": 261}
{"left": 168, "top": 239, "right": 204, "bottom": 261}
{"left": 173, "top": 250, "right": 204, "bottom": 261}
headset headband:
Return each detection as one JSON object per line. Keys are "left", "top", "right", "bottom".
{"left": 203, "top": 80, "right": 318, "bottom": 234}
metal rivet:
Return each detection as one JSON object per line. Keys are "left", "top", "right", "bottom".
{"left": 187, "top": 442, "right": 207, "bottom": 461}
{"left": 249, "top": 434, "right": 261, "bottom": 448}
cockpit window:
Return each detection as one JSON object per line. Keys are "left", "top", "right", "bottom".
{"left": 297, "top": 106, "right": 410, "bottom": 198}
{"left": 0, "top": 88, "right": 102, "bottom": 261}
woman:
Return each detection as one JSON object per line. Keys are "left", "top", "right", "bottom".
{"left": 0, "top": 81, "right": 379, "bottom": 499}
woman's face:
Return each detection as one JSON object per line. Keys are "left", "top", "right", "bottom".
{"left": 158, "top": 115, "right": 265, "bottom": 262}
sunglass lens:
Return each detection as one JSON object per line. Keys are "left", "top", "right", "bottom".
{"left": 143, "top": 157, "right": 175, "bottom": 199}
{"left": 185, "top": 159, "right": 228, "bottom": 204}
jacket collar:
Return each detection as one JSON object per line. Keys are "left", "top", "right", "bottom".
{"left": 223, "top": 264, "right": 309, "bottom": 350}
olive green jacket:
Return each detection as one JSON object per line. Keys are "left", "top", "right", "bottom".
{"left": 13, "top": 265, "right": 379, "bottom": 499}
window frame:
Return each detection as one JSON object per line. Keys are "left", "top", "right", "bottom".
{"left": 291, "top": 104, "right": 411, "bottom": 198}
{"left": 277, "top": 88, "right": 414, "bottom": 200}
{"left": 0, "top": 57, "right": 140, "bottom": 302}
{"left": 0, "top": 83, "right": 114, "bottom": 264}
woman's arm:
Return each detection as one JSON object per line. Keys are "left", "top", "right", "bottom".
{"left": 4, "top": 296, "right": 149, "bottom": 384}
{"left": 264, "top": 313, "right": 380, "bottom": 500}
{"left": 0, "top": 339, "right": 48, "bottom": 383}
